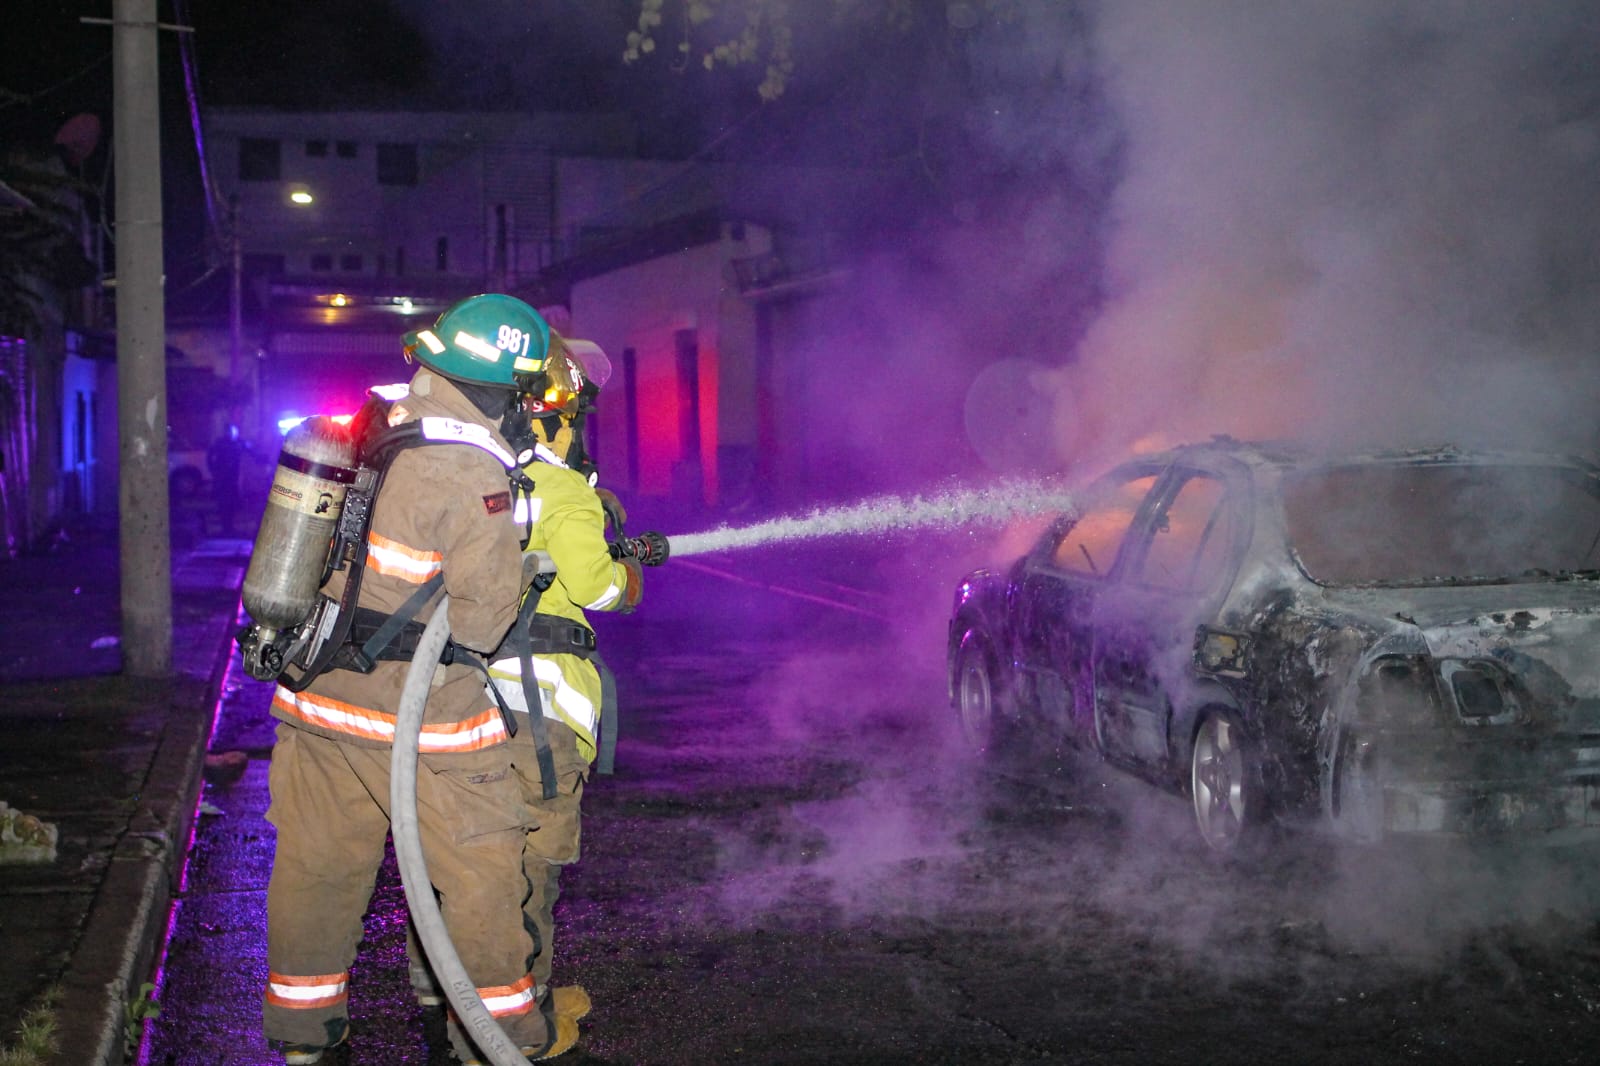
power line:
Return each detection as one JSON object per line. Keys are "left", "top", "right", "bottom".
{"left": 171, "top": 0, "right": 221, "bottom": 240}
{"left": 0, "top": 53, "right": 112, "bottom": 113}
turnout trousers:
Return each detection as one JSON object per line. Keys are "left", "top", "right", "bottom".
{"left": 263, "top": 722, "right": 548, "bottom": 1052}
{"left": 511, "top": 714, "right": 588, "bottom": 992}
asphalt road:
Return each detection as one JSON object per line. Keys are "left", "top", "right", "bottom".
{"left": 138, "top": 540, "right": 1600, "bottom": 1065}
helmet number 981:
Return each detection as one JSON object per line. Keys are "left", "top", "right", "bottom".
{"left": 497, "top": 325, "right": 534, "bottom": 356}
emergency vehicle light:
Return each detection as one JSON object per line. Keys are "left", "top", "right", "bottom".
{"left": 277, "top": 413, "right": 355, "bottom": 434}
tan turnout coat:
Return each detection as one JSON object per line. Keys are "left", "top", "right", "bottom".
{"left": 269, "top": 368, "right": 526, "bottom": 751}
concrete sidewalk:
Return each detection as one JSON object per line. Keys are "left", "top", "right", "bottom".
{"left": 0, "top": 519, "right": 250, "bottom": 1066}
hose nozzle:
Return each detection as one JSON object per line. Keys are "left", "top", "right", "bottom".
{"left": 608, "top": 531, "right": 670, "bottom": 566}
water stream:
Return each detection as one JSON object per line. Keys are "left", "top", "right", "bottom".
{"left": 667, "top": 477, "right": 1080, "bottom": 558}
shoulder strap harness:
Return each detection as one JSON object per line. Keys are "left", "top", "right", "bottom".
{"left": 279, "top": 397, "right": 535, "bottom": 715}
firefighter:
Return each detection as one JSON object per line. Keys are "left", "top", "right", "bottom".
{"left": 260, "top": 294, "right": 578, "bottom": 1064}
{"left": 485, "top": 332, "right": 664, "bottom": 1035}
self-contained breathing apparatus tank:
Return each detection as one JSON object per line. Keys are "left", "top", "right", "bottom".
{"left": 239, "top": 416, "right": 358, "bottom": 681}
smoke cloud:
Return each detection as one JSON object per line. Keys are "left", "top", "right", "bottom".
{"left": 660, "top": 0, "right": 1600, "bottom": 973}
{"left": 1050, "top": 0, "right": 1600, "bottom": 469}
{"left": 377, "top": 0, "right": 1600, "bottom": 973}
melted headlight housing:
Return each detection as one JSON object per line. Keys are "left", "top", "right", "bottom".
{"left": 1354, "top": 654, "right": 1523, "bottom": 729}
{"left": 1354, "top": 655, "right": 1444, "bottom": 729}
{"left": 1439, "top": 658, "right": 1521, "bottom": 726}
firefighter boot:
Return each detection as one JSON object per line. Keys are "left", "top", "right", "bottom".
{"left": 273, "top": 1020, "right": 350, "bottom": 1064}
{"left": 410, "top": 964, "right": 444, "bottom": 1008}
{"left": 547, "top": 985, "right": 591, "bottom": 1021}
{"left": 531, "top": 1014, "right": 580, "bottom": 1061}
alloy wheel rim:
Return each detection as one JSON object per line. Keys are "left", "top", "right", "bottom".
{"left": 1192, "top": 716, "right": 1245, "bottom": 849}
{"left": 959, "top": 657, "right": 992, "bottom": 750}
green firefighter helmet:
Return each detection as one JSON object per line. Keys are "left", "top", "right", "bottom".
{"left": 401, "top": 293, "right": 550, "bottom": 390}
{"left": 526, "top": 333, "right": 613, "bottom": 417}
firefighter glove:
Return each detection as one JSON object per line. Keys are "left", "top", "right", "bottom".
{"left": 595, "top": 487, "right": 627, "bottom": 535}
{"left": 618, "top": 556, "right": 644, "bottom": 613}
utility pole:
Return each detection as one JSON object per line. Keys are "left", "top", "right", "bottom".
{"left": 108, "top": 0, "right": 172, "bottom": 676}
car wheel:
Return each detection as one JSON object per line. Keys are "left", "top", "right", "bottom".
{"left": 954, "top": 633, "right": 1002, "bottom": 757}
{"left": 1189, "top": 709, "right": 1263, "bottom": 856}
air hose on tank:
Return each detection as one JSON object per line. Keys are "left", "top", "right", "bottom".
{"left": 392, "top": 596, "right": 529, "bottom": 1066}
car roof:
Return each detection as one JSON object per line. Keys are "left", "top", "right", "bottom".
{"left": 1152, "top": 436, "right": 1600, "bottom": 479}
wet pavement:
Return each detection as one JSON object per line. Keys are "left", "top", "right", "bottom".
{"left": 144, "top": 534, "right": 1600, "bottom": 1066}
{"left": 134, "top": 540, "right": 914, "bottom": 1066}
{"left": 8, "top": 512, "right": 1600, "bottom": 1066}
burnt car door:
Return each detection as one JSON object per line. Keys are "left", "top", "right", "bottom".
{"left": 1012, "top": 461, "right": 1167, "bottom": 745}
{"left": 1090, "top": 456, "right": 1251, "bottom": 772}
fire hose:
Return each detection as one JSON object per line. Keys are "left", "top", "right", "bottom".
{"left": 392, "top": 595, "right": 531, "bottom": 1066}
{"left": 391, "top": 540, "right": 666, "bottom": 1065}
{"left": 247, "top": 418, "right": 682, "bottom": 1061}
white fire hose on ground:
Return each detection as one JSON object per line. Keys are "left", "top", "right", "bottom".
{"left": 391, "top": 539, "right": 654, "bottom": 1065}
{"left": 392, "top": 596, "right": 529, "bottom": 1066}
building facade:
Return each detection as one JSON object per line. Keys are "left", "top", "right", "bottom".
{"left": 0, "top": 143, "right": 107, "bottom": 550}
{"left": 179, "top": 109, "right": 879, "bottom": 527}
{"left": 181, "top": 109, "right": 639, "bottom": 437}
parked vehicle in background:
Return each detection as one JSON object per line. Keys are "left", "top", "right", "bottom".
{"left": 948, "top": 437, "right": 1600, "bottom": 857}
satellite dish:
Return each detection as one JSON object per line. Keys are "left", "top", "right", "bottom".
{"left": 54, "top": 114, "right": 103, "bottom": 167}
{"left": 962, "top": 358, "right": 1065, "bottom": 474}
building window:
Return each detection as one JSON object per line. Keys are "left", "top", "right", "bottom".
{"left": 435, "top": 237, "right": 448, "bottom": 272}
{"left": 675, "top": 329, "right": 702, "bottom": 459}
{"left": 336, "top": 140, "right": 358, "bottom": 159}
{"left": 339, "top": 254, "right": 362, "bottom": 272}
{"left": 239, "top": 137, "right": 281, "bottom": 181}
{"left": 74, "top": 391, "right": 88, "bottom": 464}
{"left": 377, "top": 143, "right": 418, "bottom": 186}
{"left": 310, "top": 253, "right": 333, "bottom": 272}
{"left": 622, "top": 347, "right": 639, "bottom": 489}
{"left": 305, "top": 139, "right": 328, "bottom": 157}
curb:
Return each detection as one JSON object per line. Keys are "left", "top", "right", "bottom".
{"left": 50, "top": 607, "right": 240, "bottom": 1066}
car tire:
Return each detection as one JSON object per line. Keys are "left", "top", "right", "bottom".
{"left": 953, "top": 632, "right": 1005, "bottom": 759}
{"left": 1189, "top": 708, "right": 1266, "bottom": 858}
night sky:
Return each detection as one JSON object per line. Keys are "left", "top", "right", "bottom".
{"left": 6, "top": 1, "right": 706, "bottom": 290}
{"left": 5, "top": 1, "right": 723, "bottom": 143}
{"left": 21, "top": 4, "right": 1591, "bottom": 467}
{"left": 5, "top": 1, "right": 1036, "bottom": 303}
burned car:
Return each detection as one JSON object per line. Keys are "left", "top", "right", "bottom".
{"left": 948, "top": 437, "right": 1600, "bottom": 855}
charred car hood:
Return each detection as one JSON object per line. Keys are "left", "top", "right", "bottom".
{"left": 1324, "top": 580, "right": 1600, "bottom": 700}
{"left": 1325, "top": 580, "right": 1600, "bottom": 628}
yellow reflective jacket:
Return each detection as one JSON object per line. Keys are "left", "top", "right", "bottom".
{"left": 488, "top": 443, "right": 633, "bottom": 762}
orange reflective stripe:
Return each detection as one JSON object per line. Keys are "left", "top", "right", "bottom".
{"left": 478, "top": 973, "right": 537, "bottom": 1018}
{"left": 415, "top": 708, "right": 510, "bottom": 752}
{"left": 266, "top": 970, "right": 349, "bottom": 1010}
{"left": 365, "top": 530, "right": 442, "bottom": 583}
{"left": 272, "top": 688, "right": 394, "bottom": 744}
{"left": 272, "top": 688, "right": 510, "bottom": 752}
